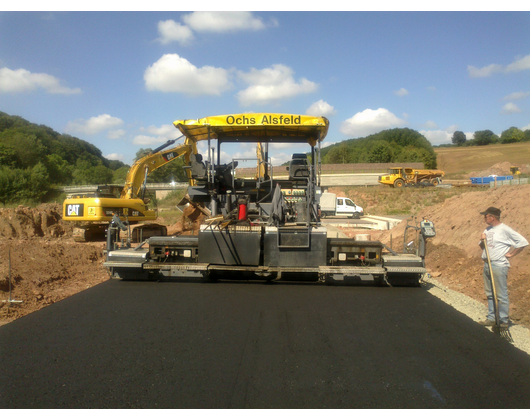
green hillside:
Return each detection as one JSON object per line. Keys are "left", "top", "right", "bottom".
{"left": 0, "top": 111, "right": 186, "bottom": 206}
{"left": 321, "top": 128, "right": 437, "bottom": 169}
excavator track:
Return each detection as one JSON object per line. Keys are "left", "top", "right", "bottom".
{"left": 73, "top": 223, "right": 168, "bottom": 242}
{"left": 73, "top": 225, "right": 108, "bottom": 242}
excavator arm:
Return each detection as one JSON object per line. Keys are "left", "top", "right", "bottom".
{"left": 256, "top": 142, "right": 270, "bottom": 180}
{"left": 121, "top": 138, "right": 195, "bottom": 200}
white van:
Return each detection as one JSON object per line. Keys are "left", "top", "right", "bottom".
{"left": 319, "top": 192, "right": 364, "bottom": 219}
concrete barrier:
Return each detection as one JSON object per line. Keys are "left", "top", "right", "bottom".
{"left": 326, "top": 215, "right": 403, "bottom": 231}
{"left": 362, "top": 215, "right": 403, "bottom": 230}
{"left": 320, "top": 173, "right": 384, "bottom": 187}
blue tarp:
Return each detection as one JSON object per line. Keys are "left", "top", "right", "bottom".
{"left": 470, "top": 176, "right": 514, "bottom": 184}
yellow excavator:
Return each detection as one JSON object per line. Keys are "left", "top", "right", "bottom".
{"left": 62, "top": 136, "right": 196, "bottom": 241}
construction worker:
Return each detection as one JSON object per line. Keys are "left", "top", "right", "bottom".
{"left": 478, "top": 206, "right": 528, "bottom": 327}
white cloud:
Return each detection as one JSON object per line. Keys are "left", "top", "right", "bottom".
{"left": 501, "top": 102, "right": 521, "bottom": 114}
{"left": 394, "top": 88, "right": 409, "bottom": 96}
{"left": 132, "top": 125, "right": 182, "bottom": 146}
{"left": 65, "top": 114, "right": 123, "bottom": 135}
{"left": 232, "top": 149, "right": 262, "bottom": 161}
{"left": 306, "top": 100, "right": 337, "bottom": 117}
{"left": 268, "top": 142, "right": 298, "bottom": 150}
{"left": 132, "top": 135, "right": 164, "bottom": 146}
{"left": 340, "top": 108, "right": 406, "bottom": 138}
{"left": 182, "top": 11, "right": 276, "bottom": 33}
{"left": 105, "top": 153, "right": 124, "bottom": 161}
{"left": 270, "top": 152, "right": 291, "bottom": 166}
{"left": 0, "top": 67, "right": 81, "bottom": 95}
{"left": 522, "top": 124, "right": 530, "bottom": 131}
{"left": 144, "top": 54, "right": 232, "bottom": 96}
{"left": 141, "top": 124, "right": 178, "bottom": 138}
{"left": 505, "top": 54, "right": 530, "bottom": 73}
{"left": 236, "top": 64, "right": 318, "bottom": 106}
{"left": 467, "top": 63, "right": 503, "bottom": 78}
{"left": 155, "top": 13, "right": 278, "bottom": 46}
{"left": 157, "top": 20, "right": 194, "bottom": 45}
{"left": 108, "top": 129, "right": 126, "bottom": 139}
{"left": 503, "top": 91, "right": 530, "bottom": 101}
{"left": 468, "top": 54, "right": 530, "bottom": 78}
{"left": 320, "top": 140, "right": 340, "bottom": 149}
{"left": 420, "top": 130, "right": 452, "bottom": 145}
{"left": 423, "top": 120, "right": 438, "bottom": 129}
{"left": 419, "top": 125, "right": 465, "bottom": 145}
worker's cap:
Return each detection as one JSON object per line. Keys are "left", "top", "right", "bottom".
{"left": 480, "top": 207, "right": 501, "bottom": 218}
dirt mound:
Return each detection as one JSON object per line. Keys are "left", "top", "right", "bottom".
{"left": 0, "top": 203, "right": 73, "bottom": 239}
{"left": 0, "top": 203, "right": 106, "bottom": 326}
{"left": 468, "top": 162, "right": 530, "bottom": 178}
{"left": 0, "top": 238, "right": 107, "bottom": 326}
{"left": 175, "top": 204, "right": 206, "bottom": 234}
{"left": 158, "top": 205, "right": 207, "bottom": 236}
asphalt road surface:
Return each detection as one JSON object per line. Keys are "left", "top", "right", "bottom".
{"left": 2, "top": 279, "right": 530, "bottom": 409}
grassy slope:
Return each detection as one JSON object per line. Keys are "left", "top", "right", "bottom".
{"left": 435, "top": 143, "right": 530, "bottom": 176}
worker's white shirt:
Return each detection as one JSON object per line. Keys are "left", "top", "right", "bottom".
{"left": 481, "top": 223, "right": 528, "bottom": 267}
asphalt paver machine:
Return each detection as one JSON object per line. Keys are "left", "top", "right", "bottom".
{"left": 104, "top": 113, "right": 432, "bottom": 286}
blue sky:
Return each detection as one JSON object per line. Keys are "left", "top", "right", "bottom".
{"left": 1, "top": 8, "right": 529, "bottom": 167}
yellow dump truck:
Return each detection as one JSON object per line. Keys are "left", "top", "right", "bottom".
{"left": 378, "top": 167, "right": 445, "bottom": 188}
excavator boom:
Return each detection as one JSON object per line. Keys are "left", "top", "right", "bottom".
{"left": 121, "top": 139, "right": 193, "bottom": 199}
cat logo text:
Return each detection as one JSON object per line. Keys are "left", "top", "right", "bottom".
{"left": 66, "top": 204, "right": 84, "bottom": 217}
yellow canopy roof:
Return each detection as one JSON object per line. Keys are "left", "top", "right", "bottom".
{"left": 173, "top": 113, "right": 329, "bottom": 147}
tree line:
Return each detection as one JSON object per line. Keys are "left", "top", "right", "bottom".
{"left": 450, "top": 127, "right": 530, "bottom": 147}
{"left": 320, "top": 128, "right": 438, "bottom": 169}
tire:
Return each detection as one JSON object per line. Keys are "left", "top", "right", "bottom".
{"left": 431, "top": 178, "right": 439, "bottom": 186}
{"left": 353, "top": 212, "right": 361, "bottom": 219}
{"left": 394, "top": 179, "right": 404, "bottom": 188}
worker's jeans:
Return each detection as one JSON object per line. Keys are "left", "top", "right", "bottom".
{"left": 483, "top": 262, "right": 510, "bottom": 323}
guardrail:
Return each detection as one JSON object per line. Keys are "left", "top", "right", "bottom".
{"left": 61, "top": 183, "right": 189, "bottom": 193}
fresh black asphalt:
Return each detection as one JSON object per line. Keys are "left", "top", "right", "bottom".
{"left": 1, "top": 278, "right": 530, "bottom": 408}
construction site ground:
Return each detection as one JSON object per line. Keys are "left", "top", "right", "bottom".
{"left": 1, "top": 179, "right": 530, "bottom": 333}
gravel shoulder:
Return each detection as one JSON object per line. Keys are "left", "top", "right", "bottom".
{"left": 422, "top": 275, "right": 530, "bottom": 356}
